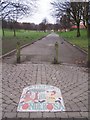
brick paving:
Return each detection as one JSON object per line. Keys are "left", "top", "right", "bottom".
{"left": 1, "top": 63, "right": 88, "bottom": 119}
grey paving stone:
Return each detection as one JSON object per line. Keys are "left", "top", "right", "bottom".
{"left": 73, "top": 118, "right": 88, "bottom": 120}
{"left": 61, "top": 119, "right": 73, "bottom": 120}
{"left": 1, "top": 118, "right": 7, "bottom": 120}
{"left": 5, "top": 105, "right": 15, "bottom": 112}
{"left": 2, "top": 96, "right": 10, "bottom": 101}
{"left": 33, "top": 119, "right": 46, "bottom": 120}
{"left": 46, "top": 118, "right": 60, "bottom": 120}
{"left": 30, "top": 112, "right": 42, "bottom": 118}
{"left": 5, "top": 100, "right": 12, "bottom": 104}
{"left": 80, "top": 112, "right": 88, "bottom": 118}
{"left": 42, "top": 112, "right": 56, "bottom": 118}
{"left": 6, "top": 119, "right": 21, "bottom": 120}
{"left": 21, "top": 119, "right": 34, "bottom": 120}
{"left": 55, "top": 112, "right": 68, "bottom": 118}
{"left": 0, "top": 112, "right": 2, "bottom": 120}
{"left": 3, "top": 112, "right": 17, "bottom": 118}
{"left": 17, "top": 112, "right": 29, "bottom": 118}
{"left": 12, "top": 106, "right": 17, "bottom": 112}
{"left": 67, "top": 112, "right": 82, "bottom": 118}
{"left": 2, "top": 112, "right": 5, "bottom": 117}
{"left": 80, "top": 107, "right": 88, "bottom": 111}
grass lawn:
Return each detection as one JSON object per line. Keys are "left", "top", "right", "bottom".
{"left": 1, "top": 29, "right": 49, "bottom": 55}
{"left": 57, "top": 29, "right": 88, "bottom": 52}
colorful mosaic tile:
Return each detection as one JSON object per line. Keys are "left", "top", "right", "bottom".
{"left": 17, "top": 84, "right": 65, "bottom": 112}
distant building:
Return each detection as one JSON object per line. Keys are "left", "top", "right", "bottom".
{"left": 71, "top": 23, "right": 85, "bottom": 29}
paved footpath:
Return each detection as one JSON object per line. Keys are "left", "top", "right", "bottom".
{"left": 1, "top": 33, "right": 88, "bottom": 119}
{"left": 3, "top": 33, "right": 87, "bottom": 66}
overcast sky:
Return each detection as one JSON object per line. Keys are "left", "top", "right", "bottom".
{"left": 13, "top": 0, "right": 89, "bottom": 24}
{"left": 18, "top": 0, "right": 56, "bottom": 24}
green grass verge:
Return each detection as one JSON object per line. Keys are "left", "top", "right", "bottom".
{"left": 57, "top": 29, "right": 88, "bottom": 52}
{"left": 2, "top": 29, "right": 49, "bottom": 55}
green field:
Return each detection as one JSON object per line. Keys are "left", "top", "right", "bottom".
{"left": 1, "top": 29, "right": 49, "bottom": 55}
{"left": 57, "top": 29, "right": 88, "bottom": 52}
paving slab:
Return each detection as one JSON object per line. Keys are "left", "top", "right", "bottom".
{"left": 1, "top": 63, "right": 88, "bottom": 119}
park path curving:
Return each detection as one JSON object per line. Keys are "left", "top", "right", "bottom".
{"left": 3, "top": 32, "right": 87, "bottom": 66}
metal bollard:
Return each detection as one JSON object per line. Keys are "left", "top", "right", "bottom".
{"left": 55, "top": 42, "right": 59, "bottom": 64}
{"left": 16, "top": 42, "right": 20, "bottom": 63}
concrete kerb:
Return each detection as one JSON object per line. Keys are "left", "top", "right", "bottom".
{"left": 0, "top": 35, "right": 48, "bottom": 59}
{"left": 61, "top": 37, "right": 88, "bottom": 55}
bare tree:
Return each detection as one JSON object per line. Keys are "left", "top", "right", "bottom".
{"left": 60, "top": 14, "right": 71, "bottom": 31}
{"left": 51, "top": 0, "right": 89, "bottom": 37}
{"left": 81, "top": 2, "right": 89, "bottom": 29}
{"left": 0, "top": 0, "right": 37, "bottom": 36}
{"left": 39, "top": 18, "right": 48, "bottom": 32}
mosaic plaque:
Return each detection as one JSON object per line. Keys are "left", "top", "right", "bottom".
{"left": 17, "top": 84, "right": 65, "bottom": 112}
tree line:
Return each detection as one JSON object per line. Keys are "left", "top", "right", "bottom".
{"left": 1, "top": 0, "right": 89, "bottom": 37}
{"left": 2, "top": 17, "right": 79, "bottom": 37}
{"left": 2, "top": 19, "right": 53, "bottom": 31}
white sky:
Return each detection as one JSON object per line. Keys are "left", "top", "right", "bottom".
{"left": 18, "top": 0, "right": 56, "bottom": 24}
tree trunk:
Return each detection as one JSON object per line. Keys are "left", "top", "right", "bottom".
{"left": 83, "top": 20, "right": 87, "bottom": 29}
{"left": 13, "top": 22, "right": 16, "bottom": 37}
{"left": 13, "top": 28, "right": 16, "bottom": 37}
{"left": 88, "top": 46, "right": 90, "bottom": 68}
{"left": 87, "top": 23, "right": 90, "bottom": 38}
{"left": 2, "top": 28, "right": 5, "bottom": 36}
{"left": 77, "top": 22, "right": 80, "bottom": 37}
